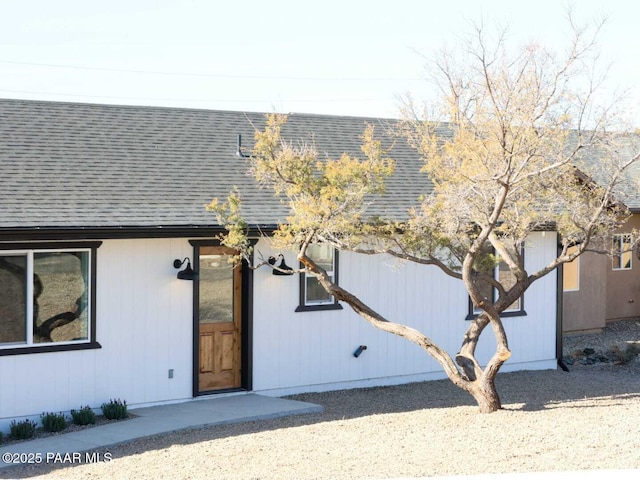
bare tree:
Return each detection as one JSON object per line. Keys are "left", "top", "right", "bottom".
{"left": 209, "top": 17, "right": 640, "bottom": 413}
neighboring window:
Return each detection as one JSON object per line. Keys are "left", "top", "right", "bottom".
{"left": 563, "top": 245, "right": 580, "bottom": 292}
{"left": 0, "top": 243, "right": 100, "bottom": 355}
{"left": 295, "top": 245, "right": 342, "bottom": 312}
{"left": 612, "top": 234, "right": 632, "bottom": 270}
{"left": 467, "top": 244, "right": 526, "bottom": 319}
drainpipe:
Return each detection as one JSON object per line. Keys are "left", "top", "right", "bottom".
{"left": 556, "top": 235, "right": 569, "bottom": 372}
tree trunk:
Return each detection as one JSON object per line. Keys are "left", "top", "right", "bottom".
{"left": 468, "top": 376, "right": 502, "bottom": 413}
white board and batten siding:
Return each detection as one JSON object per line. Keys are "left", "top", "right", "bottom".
{"left": 0, "top": 238, "right": 195, "bottom": 432}
{"left": 251, "top": 231, "right": 559, "bottom": 397}
{"left": 0, "top": 232, "right": 558, "bottom": 431}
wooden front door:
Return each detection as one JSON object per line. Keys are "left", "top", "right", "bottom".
{"left": 197, "top": 246, "right": 242, "bottom": 393}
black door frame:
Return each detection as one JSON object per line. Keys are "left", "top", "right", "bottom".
{"left": 189, "top": 239, "right": 254, "bottom": 396}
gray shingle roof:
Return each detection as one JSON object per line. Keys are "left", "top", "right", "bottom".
{"left": 0, "top": 99, "right": 432, "bottom": 233}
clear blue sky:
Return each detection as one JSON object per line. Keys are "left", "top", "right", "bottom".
{"left": 0, "top": 0, "right": 637, "bottom": 121}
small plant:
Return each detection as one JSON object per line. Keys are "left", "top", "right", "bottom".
{"left": 0, "top": 431, "right": 3, "bottom": 443}
{"left": 611, "top": 343, "right": 640, "bottom": 365}
{"left": 624, "top": 344, "right": 640, "bottom": 362}
{"left": 70, "top": 405, "right": 96, "bottom": 426}
{"left": 40, "top": 412, "right": 67, "bottom": 433}
{"left": 10, "top": 419, "right": 37, "bottom": 440}
{"left": 101, "top": 398, "right": 128, "bottom": 420}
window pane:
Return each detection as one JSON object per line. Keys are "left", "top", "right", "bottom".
{"left": 306, "top": 275, "right": 333, "bottom": 304}
{"left": 307, "top": 244, "right": 334, "bottom": 272}
{"left": 613, "top": 235, "right": 632, "bottom": 270}
{"left": 0, "top": 255, "right": 27, "bottom": 344}
{"left": 34, "top": 252, "right": 89, "bottom": 343}
{"left": 471, "top": 275, "right": 493, "bottom": 313}
{"left": 563, "top": 246, "right": 580, "bottom": 291}
{"left": 621, "top": 239, "right": 632, "bottom": 269}
{"left": 499, "top": 262, "right": 520, "bottom": 311}
{"left": 199, "top": 254, "right": 234, "bottom": 324}
{"left": 471, "top": 245, "right": 494, "bottom": 313}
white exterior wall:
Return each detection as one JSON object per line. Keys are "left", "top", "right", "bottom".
{"left": 0, "top": 238, "right": 195, "bottom": 432}
{"left": 251, "top": 231, "right": 559, "bottom": 396}
{"left": 0, "top": 232, "right": 558, "bottom": 431}
{"left": 473, "top": 231, "right": 558, "bottom": 369}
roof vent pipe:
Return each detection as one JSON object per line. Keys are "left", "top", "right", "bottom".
{"left": 236, "top": 134, "right": 250, "bottom": 158}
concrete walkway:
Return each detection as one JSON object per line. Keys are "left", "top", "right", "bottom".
{"left": 0, "top": 394, "right": 322, "bottom": 470}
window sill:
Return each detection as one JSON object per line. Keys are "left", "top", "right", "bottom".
{"left": 0, "top": 341, "right": 102, "bottom": 357}
{"left": 465, "top": 310, "right": 527, "bottom": 321}
{"left": 295, "top": 303, "right": 344, "bottom": 312}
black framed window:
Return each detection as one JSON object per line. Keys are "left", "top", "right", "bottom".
{"left": 295, "top": 245, "right": 343, "bottom": 312}
{"left": 466, "top": 244, "right": 526, "bottom": 319}
{"left": 0, "top": 242, "right": 101, "bottom": 355}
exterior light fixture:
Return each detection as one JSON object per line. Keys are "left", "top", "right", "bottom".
{"left": 268, "top": 254, "right": 294, "bottom": 276}
{"left": 353, "top": 345, "right": 367, "bottom": 358}
{"left": 174, "top": 257, "right": 197, "bottom": 280}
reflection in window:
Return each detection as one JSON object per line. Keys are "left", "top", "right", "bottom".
{"left": 296, "top": 245, "right": 342, "bottom": 312}
{"left": 0, "top": 255, "right": 27, "bottom": 344}
{"left": 199, "top": 254, "right": 234, "bottom": 324}
{"left": 34, "top": 252, "right": 89, "bottom": 343}
{"left": 471, "top": 244, "right": 495, "bottom": 315}
{"left": 468, "top": 244, "right": 525, "bottom": 318}
{"left": 498, "top": 246, "right": 521, "bottom": 312}
{"left": 304, "top": 245, "right": 335, "bottom": 306}
{"left": 612, "top": 234, "right": 632, "bottom": 270}
{"left": 0, "top": 249, "right": 91, "bottom": 348}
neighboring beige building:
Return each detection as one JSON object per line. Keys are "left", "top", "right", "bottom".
{"left": 563, "top": 213, "right": 640, "bottom": 333}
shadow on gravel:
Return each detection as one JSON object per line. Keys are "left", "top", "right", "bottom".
{"left": 3, "top": 361, "right": 639, "bottom": 479}
{"left": 500, "top": 364, "right": 640, "bottom": 412}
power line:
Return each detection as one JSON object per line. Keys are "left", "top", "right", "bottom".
{"left": 0, "top": 59, "right": 420, "bottom": 82}
{"left": 0, "top": 88, "right": 391, "bottom": 104}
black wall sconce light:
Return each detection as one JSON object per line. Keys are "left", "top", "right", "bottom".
{"left": 174, "top": 257, "right": 197, "bottom": 280}
{"left": 353, "top": 345, "right": 367, "bottom": 358}
{"left": 268, "top": 254, "right": 294, "bottom": 276}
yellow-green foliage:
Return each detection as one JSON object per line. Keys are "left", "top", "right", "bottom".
{"left": 210, "top": 113, "right": 395, "bottom": 254}
{"left": 206, "top": 188, "right": 251, "bottom": 263}
{"left": 400, "top": 22, "right": 637, "bottom": 267}
{"left": 208, "top": 19, "right": 639, "bottom": 305}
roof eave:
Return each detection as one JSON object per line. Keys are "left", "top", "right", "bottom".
{"left": 0, "top": 224, "right": 279, "bottom": 241}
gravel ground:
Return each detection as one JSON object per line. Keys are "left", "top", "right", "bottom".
{"left": 2, "top": 320, "right": 640, "bottom": 480}
{"left": 563, "top": 317, "right": 640, "bottom": 359}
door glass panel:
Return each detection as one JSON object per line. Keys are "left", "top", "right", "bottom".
{"left": 199, "top": 254, "right": 234, "bottom": 324}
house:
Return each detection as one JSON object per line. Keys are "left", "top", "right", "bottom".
{"left": 562, "top": 214, "right": 640, "bottom": 333}
{"left": 561, "top": 142, "right": 640, "bottom": 334}
{"left": 0, "top": 98, "right": 559, "bottom": 431}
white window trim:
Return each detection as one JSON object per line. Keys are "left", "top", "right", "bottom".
{"left": 612, "top": 234, "right": 633, "bottom": 271}
{"left": 296, "top": 247, "right": 343, "bottom": 312}
{"left": 303, "top": 252, "right": 335, "bottom": 306}
{"left": 304, "top": 276, "right": 335, "bottom": 307}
